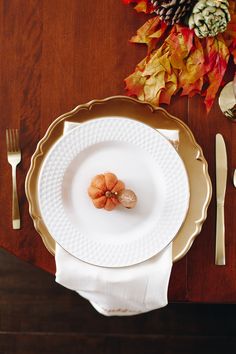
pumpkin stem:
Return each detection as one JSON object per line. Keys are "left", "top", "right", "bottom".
{"left": 105, "top": 191, "right": 117, "bottom": 199}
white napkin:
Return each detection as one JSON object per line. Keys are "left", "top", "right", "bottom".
{"left": 55, "top": 121, "right": 179, "bottom": 316}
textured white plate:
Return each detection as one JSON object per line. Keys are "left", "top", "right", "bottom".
{"left": 38, "top": 117, "right": 189, "bottom": 267}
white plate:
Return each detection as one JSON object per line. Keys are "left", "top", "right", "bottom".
{"left": 38, "top": 117, "right": 189, "bottom": 267}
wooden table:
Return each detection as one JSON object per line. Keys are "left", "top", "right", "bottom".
{"left": 0, "top": 0, "right": 235, "bottom": 303}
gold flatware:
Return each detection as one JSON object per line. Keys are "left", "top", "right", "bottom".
{"left": 6, "top": 129, "right": 21, "bottom": 229}
{"left": 215, "top": 133, "right": 227, "bottom": 265}
{"left": 219, "top": 74, "right": 236, "bottom": 121}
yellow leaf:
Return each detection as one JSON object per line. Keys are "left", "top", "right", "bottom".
{"left": 130, "top": 17, "right": 167, "bottom": 53}
{"left": 144, "top": 71, "right": 165, "bottom": 102}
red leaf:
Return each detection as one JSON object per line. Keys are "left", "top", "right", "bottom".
{"left": 204, "top": 35, "right": 230, "bottom": 112}
{"left": 229, "top": 39, "right": 236, "bottom": 63}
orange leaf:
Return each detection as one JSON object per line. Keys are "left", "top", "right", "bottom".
{"left": 125, "top": 58, "right": 147, "bottom": 99}
{"left": 134, "top": 1, "right": 150, "bottom": 13}
{"left": 122, "top": 0, "right": 154, "bottom": 13}
{"left": 130, "top": 17, "right": 167, "bottom": 53}
{"left": 181, "top": 78, "right": 204, "bottom": 97}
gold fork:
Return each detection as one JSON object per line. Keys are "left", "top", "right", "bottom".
{"left": 6, "top": 129, "right": 21, "bottom": 229}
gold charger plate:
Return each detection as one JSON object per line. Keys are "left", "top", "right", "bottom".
{"left": 25, "top": 96, "right": 212, "bottom": 262}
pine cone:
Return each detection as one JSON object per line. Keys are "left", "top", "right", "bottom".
{"left": 188, "top": 0, "right": 231, "bottom": 38}
{"left": 151, "top": 0, "right": 197, "bottom": 25}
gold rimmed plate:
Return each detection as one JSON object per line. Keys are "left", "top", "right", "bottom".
{"left": 25, "top": 96, "right": 212, "bottom": 262}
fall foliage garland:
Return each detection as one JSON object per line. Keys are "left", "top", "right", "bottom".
{"left": 123, "top": 0, "right": 236, "bottom": 112}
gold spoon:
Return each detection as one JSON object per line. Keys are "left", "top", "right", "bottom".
{"left": 219, "top": 73, "right": 236, "bottom": 121}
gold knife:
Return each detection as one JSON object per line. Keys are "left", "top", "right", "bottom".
{"left": 215, "top": 133, "right": 227, "bottom": 265}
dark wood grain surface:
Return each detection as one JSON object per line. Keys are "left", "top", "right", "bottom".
{"left": 0, "top": 249, "right": 235, "bottom": 354}
{"left": 0, "top": 0, "right": 235, "bottom": 303}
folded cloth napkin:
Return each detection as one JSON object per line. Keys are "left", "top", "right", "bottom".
{"left": 55, "top": 121, "right": 179, "bottom": 316}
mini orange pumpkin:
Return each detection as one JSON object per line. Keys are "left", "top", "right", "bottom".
{"left": 88, "top": 173, "right": 125, "bottom": 211}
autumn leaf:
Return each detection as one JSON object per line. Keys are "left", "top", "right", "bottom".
{"left": 124, "top": 0, "right": 236, "bottom": 112}
{"left": 179, "top": 36, "right": 205, "bottom": 96}
{"left": 203, "top": 35, "right": 230, "bottom": 112}
{"left": 122, "top": 0, "right": 153, "bottom": 13}
{"left": 167, "top": 26, "right": 194, "bottom": 69}
{"left": 130, "top": 17, "right": 168, "bottom": 53}
{"left": 223, "top": 3, "right": 236, "bottom": 62}
{"left": 125, "top": 58, "right": 147, "bottom": 100}
{"left": 125, "top": 28, "right": 180, "bottom": 106}
{"left": 229, "top": 39, "right": 236, "bottom": 63}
